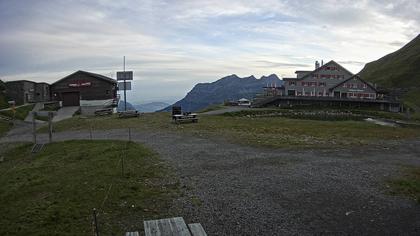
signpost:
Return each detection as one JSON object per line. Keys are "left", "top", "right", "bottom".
{"left": 117, "top": 81, "right": 131, "bottom": 91}
{"left": 117, "top": 57, "right": 133, "bottom": 111}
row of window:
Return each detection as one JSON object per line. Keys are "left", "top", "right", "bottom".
{"left": 297, "top": 91, "right": 330, "bottom": 96}
{"left": 293, "top": 92, "right": 375, "bottom": 99}
{"left": 324, "top": 66, "right": 340, "bottom": 71}
{"left": 342, "top": 83, "right": 368, "bottom": 89}
{"left": 347, "top": 93, "right": 375, "bottom": 98}
{"left": 301, "top": 82, "right": 326, "bottom": 87}
{"left": 312, "top": 74, "right": 345, "bottom": 79}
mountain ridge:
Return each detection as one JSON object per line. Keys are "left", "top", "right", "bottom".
{"left": 358, "top": 34, "right": 420, "bottom": 110}
{"left": 161, "top": 74, "right": 283, "bottom": 112}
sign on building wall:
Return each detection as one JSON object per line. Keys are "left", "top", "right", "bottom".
{"left": 68, "top": 82, "right": 92, "bottom": 87}
{"left": 117, "top": 71, "right": 133, "bottom": 80}
{"left": 118, "top": 81, "right": 131, "bottom": 90}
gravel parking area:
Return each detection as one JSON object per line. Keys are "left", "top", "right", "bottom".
{"left": 141, "top": 132, "right": 420, "bottom": 235}
{"left": 1, "top": 126, "right": 420, "bottom": 235}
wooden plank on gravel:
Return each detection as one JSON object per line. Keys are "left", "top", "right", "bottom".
{"left": 125, "top": 232, "right": 139, "bottom": 236}
{"left": 31, "top": 144, "right": 44, "bottom": 153}
{"left": 188, "top": 223, "right": 207, "bottom": 236}
{"left": 144, "top": 217, "right": 191, "bottom": 236}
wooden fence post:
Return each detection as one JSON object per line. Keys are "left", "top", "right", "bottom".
{"left": 90, "top": 124, "right": 93, "bottom": 140}
{"left": 48, "top": 112, "right": 53, "bottom": 143}
{"left": 32, "top": 112, "right": 37, "bottom": 144}
{"left": 93, "top": 208, "right": 100, "bottom": 236}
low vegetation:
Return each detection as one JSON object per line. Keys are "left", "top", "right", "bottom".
{"left": 403, "top": 88, "right": 420, "bottom": 112}
{"left": 389, "top": 167, "right": 420, "bottom": 203}
{"left": 0, "top": 104, "right": 35, "bottom": 120}
{"left": 0, "top": 120, "right": 12, "bottom": 137}
{"left": 0, "top": 94, "right": 8, "bottom": 110}
{"left": 223, "top": 108, "right": 420, "bottom": 123}
{"left": 0, "top": 140, "right": 179, "bottom": 235}
{"left": 39, "top": 112, "right": 420, "bottom": 148}
{"left": 0, "top": 80, "right": 7, "bottom": 109}
{"left": 198, "top": 104, "right": 226, "bottom": 113}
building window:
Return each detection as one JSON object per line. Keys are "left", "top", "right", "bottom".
{"left": 106, "top": 90, "right": 110, "bottom": 95}
{"left": 289, "top": 81, "right": 296, "bottom": 86}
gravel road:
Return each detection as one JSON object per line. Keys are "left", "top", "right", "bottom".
{"left": 1, "top": 126, "right": 420, "bottom": 235}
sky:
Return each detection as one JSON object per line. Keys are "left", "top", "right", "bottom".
{"left": 0, "top": 0, "right": 419, "bottom": 104}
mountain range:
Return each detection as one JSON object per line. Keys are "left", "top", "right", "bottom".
{"left": 161, "top": 74, "right": 282, "bottom": 112}
{"left": 118, "top": 100, "right": 170, "bottom": 112}
{"left": 134, "top": 102, "right": 170, "bottom": 112}
{"left": 358, "top": 34, "right": 420, "bottom": 110}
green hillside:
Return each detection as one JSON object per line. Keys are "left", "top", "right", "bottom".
{"left": 358, "top": 34, "right": 420, "bottom": 110}
{"left": 0, "top": 79, "right": 8, "bottom": 109}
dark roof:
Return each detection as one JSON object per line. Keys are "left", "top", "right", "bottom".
{"left": 52, "top": 70, "right": 117, "bottom": 85}
{"left": 5, "top": 80, "right": 37, "bottom": 84}
{"left": 295, "top": 70, "right": 312, "bottom": 73}
{"left": 293, "top": 60, "right": 354, "bottom": 81}
{"left": 329, "top": 75, "right": 377, "bottom": 92}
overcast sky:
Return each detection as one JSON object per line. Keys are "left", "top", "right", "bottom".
{"left": 0, "top": 0, "right": 419, "bottom": 103}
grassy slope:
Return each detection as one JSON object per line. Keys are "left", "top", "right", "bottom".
{"left": 0, "top": 104, "right": 35, "bottom": 120}
{"left": 358, "top": 34, "right": 420, "bottom": 109}
{"left": 0, "top": 94, "right": 8, "bottom": 109}
{"left": 0, "top": 140, "right": 179, "bottom": 235}
{"left": 40, "top": 112, "right": 420, "bottom": 148}
{"left": 0, "top": 80, "right": 7, "bottom": 109}
{"left": 389, "top": 167, "right": 420, "bottom": 203}
{"left": 0, "top": 120, "right": 12, "bottom": 137}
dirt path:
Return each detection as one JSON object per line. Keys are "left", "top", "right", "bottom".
{"left": 1, "top": 128, "right": 420, "bottom": 235}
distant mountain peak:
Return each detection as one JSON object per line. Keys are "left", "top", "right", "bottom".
{"left": 160, "top": 73, "right": 284, "bottom": 112}
{"left": 260, "top": 74, "right": 280, "bottom": 80}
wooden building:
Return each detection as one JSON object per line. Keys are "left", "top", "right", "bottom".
{"left": 253, "top": 60, "right": 401, "bottom": 112}
{"left": 51, "top": 70, "right": 117, "bottom": 107}
{"left": 5, "top": 80, "right": 50, "bottom": 105}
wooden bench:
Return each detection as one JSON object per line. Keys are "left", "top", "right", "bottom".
{"left": 118, "top": 110, "right": 140, "bottom": 118}
{"left": 94, "top": 108, "right": 113, "bottom": 116}
{"left": 143, "top": 217, "right": 207, "bottom": 236}
{"left": 172, "top": 113, "right": 198, "bottom": 124}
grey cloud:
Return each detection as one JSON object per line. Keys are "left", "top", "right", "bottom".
{"left": 255, "top": 60, "right": 310, "bottom": 68}
{"left": 338, "top": 61, "right": 366, "bottom": 66}
{"left": 389, "top": 41, "right": 406, "bottom": 47}
{"left": 1, "top": 0, "right": 418, "bottom": 101}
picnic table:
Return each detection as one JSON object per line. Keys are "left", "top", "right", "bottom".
{"left": 172, "top": 113, "right": 198, "bottom": 124}
{"left": 118, "top": 110, "right": 141, "bottom": 118}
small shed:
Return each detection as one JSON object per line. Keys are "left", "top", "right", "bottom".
{"left": 238, "top": 98, "right": 251, "bottom": 106}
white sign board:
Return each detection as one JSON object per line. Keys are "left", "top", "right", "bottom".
{"left": 118, "top": 81, "right": 132, "bottom": 90}
{"left": 117, "top": 71, "right": 133, "bottom": 80}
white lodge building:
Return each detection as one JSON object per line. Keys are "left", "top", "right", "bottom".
{"left": 283, "top": 60, "right": 377, "bottom": 99}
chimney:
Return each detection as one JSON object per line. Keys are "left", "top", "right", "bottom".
{"left": 315, "top": 61, "right": 320, "bottom": 69}
{"left": 321, "top": 60, "right": 324, "bottom": 66}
